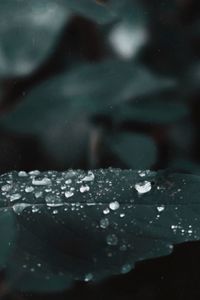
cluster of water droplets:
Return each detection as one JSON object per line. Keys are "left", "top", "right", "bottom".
{"left": 0, "top": 168, "right": 197, "bottom": 281}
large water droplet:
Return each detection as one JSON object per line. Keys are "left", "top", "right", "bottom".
{"left": 135, "top": 181, "right": 151, "bottom": 194}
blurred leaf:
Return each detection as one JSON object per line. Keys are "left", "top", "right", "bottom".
{"left": 106, "top": 132, "right": 157, "bottom": 168}
{"left": 0, "top": 0, "right": 70, "bottom": 77}
{"left": 112, "top": 99, "right": 188, "bottom": 125}
{"left": 62, "top": 0, "right": 146, "bottom": 24}
{"left": 1, "top": 169, "right": 200, "bottom": 291}
{"left": 61, "top": 0, "right": 115, "bottom": 24}
{"left": 0, "top": 60, "right": 175, "bottom": 135}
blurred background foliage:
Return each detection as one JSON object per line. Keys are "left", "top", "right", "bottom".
{"left": 0, "top": 0, "right": 200, "bottom": 175}
{"left": 1, "top": 0, "right": 200, "bottom": 299}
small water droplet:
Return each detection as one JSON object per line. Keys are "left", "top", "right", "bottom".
{"left": 34, "top": 191, "right": 43, "bottom": 198}
{"left": 13, "top": 203, "right": 31, "bottom": 214}
{"left": 1, "top": 184, "right": 12, "bottom": 192}
{"left": 109, "top": 201, "right": 120, "bottom": 210}
{"left": 10, "top": 193, "right": 21, "bottom": 202}
{"left": 45, "top": 195, "right": 63, "bottom": 207}
{"left": 106, "top": 233, "right": 118, "bottom": 246}
{"left": 100, "top": 218, "right": 109, "bottom": 229}
{"left": 29, "top": 170, "right": 40, "bottom": 176}
{"left": 103, "top": 208, "right": 110, "bottom": 214}
{"left": 121, "top": 264, "right": 132, "bottom": 274}
{"left": 32, "top": 178, "right": 51, "bottom": 186}
{"left": 32, "top": 205, "right": 39, "bottom": 213}
{"left": 25, "top": 186, "right": 34, "bottom": 193}
{"left": 157, "top": 205, "right": 165, "bottom": 212}
{"left": 82, "top": 171, "right": 95, "bottom": 182}
{"left": 80, "top": 185, "right": 90, "bottom": 193}
{"left": 84, "top": 273, "right": 93, "bottom": 282}
{"left": 65, "top": 179, "right": 72, "bottom": 184}
{"left": 65, "top": 191, "right": 74, "bottom": 198}
{"left": 18, "top": 171, "right": 27, "bottom": 177}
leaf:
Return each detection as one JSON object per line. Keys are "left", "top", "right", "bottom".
{"left": 112, "top": 99, "right": 188, "bottom": 125}
{"left": 61, "top": 0, "right": 115, "bottom": 24}
{"left": 1, "top": 169, "right": 200, "bottom": 292}
{"left": 62, "top": 0, "right": 146, "bottom": 25}
{"left": 0, "top": 0, "right": 70, "bottom": 77}
{"left": 106, "top": 132, "right": 157, "bottom": 168}
{"left": 0, "top": 60, "right": 175, "bottom": 135}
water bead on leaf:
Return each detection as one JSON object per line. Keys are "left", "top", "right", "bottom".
{"left": 134, "top": 181, "right": 152, "bottom": 194}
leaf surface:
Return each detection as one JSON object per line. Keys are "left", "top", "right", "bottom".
{"left": 0, "top": 169, "right": 200, "bottom": 291}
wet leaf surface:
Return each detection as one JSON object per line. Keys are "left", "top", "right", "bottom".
{"left": 0, "top": 169, "right": 200, "bottom": 292}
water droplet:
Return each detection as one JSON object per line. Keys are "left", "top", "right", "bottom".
{"left": 13, "top": 203, "right": 31, "bottom": 214}
{"left": 10, "top": 193, "right": 21, "bottom": 202}
{"left": 65, "top": 179, "right": 72, "bottom": 184}
{"left": 30, "top": 268, "right": 35, "bottom": 272}
{"left": 80, "top": 185, "right": 90, "bottom": 193}
{"left": 84, "top": 273, "right": 93, "bottom": 282}
{"left": 34, "top": 191, "right": 43, "bottom": 198}
{"left": 121, "top": 264, "right": 132, "bottom": 274}
{"left": 18, "top": 171, "right": 28, "bottom": 177}
{"left": 106, "top": 233, "right": 118, "bottom": 246}
{"left": 120, "top": 244, "right": 127, "bottom": 251}
{"left": 65, "top": 191, "right": 74, "bottom": 198}
{"left": 138, "top": 170, "right": 150, "bottom": 177}
{"left": 82, "top": 171, "right": 95, "bottom": 182}
{"left": 135, "top": 181, "right": 151, "bottom": 194}
{"left": 103, "top": 208, "right": 110, "bottom": 214}
{"left": 100, "top": 218, "right": 109, "bottom": 229}
{"left": 1, "top": 184, "right": 12, "bottom": 192}
{"left": 109, "top": 201, "right": 120, "bottom": 210}
{"left": 25, "top": 186, "right": 34, "bottom": 193}
{"left": 29, "top": 170, "right": 40, "bottom": 176}
{"left": 45, "top": 195, "right": 63, "bottom": 207}
{"left": 32, "top": 205, "right": 39, "bottom": 213}
{"left": 157, "top": 205, "right": 165, "bottom": 212}
{"left": 32, "top": 178, "right": 51, "bottom": 186}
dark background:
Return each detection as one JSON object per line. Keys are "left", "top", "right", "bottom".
{"left": 1, "top": 0, "right": 200, "bottom": 299}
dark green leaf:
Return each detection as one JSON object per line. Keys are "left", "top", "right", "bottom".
{"left": 106, "top": 132, "right": 157, "bottom": 168}
{"left": 112, "top": 100, "right": 188, "bottom": 125}
{"left": 0, "top": 0, "right": 69, "bottom": 77}
{"left": 0, "top": 169, "right": 200, "bottom": 292}
{"left": 0, "top": 60, "right": 175, "bottom": 135}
